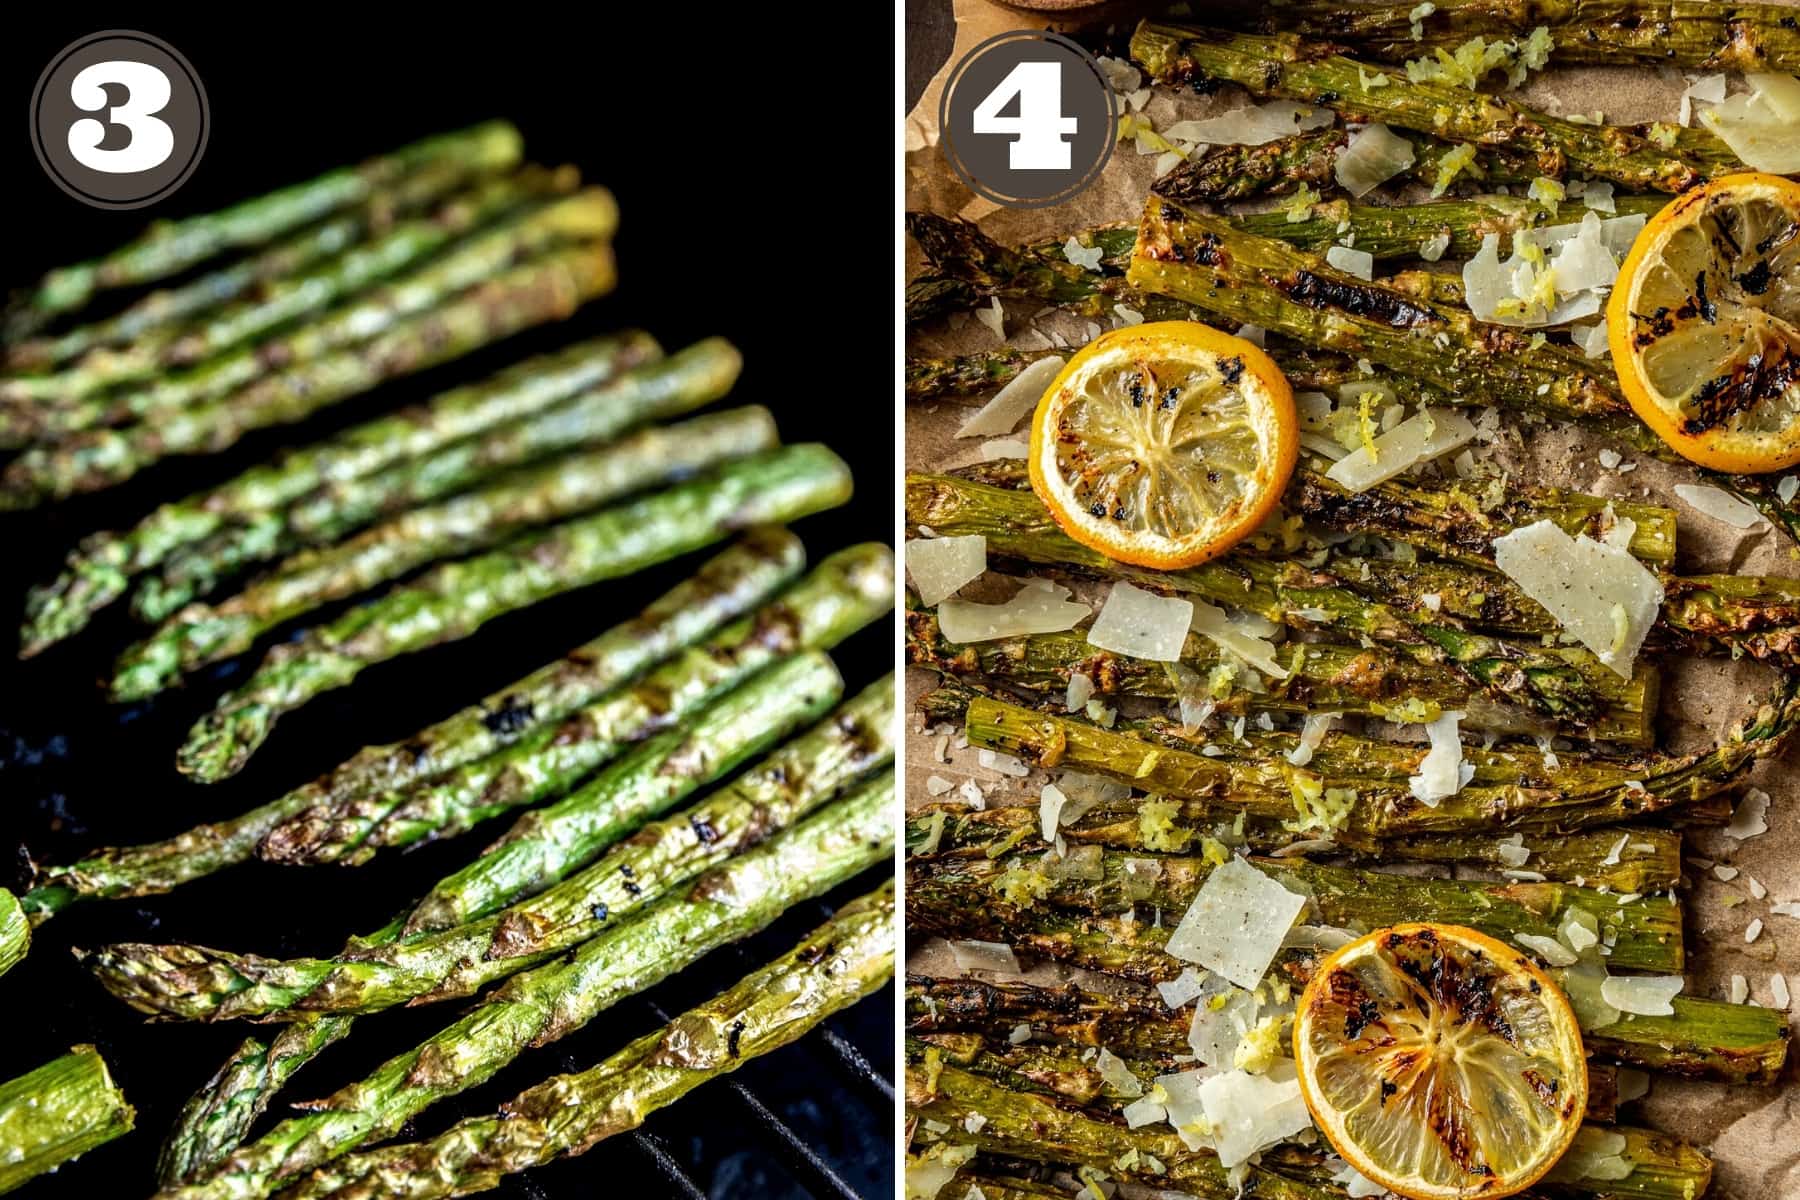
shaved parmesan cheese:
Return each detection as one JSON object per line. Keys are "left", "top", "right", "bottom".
{"left": 1188, "top": 975, "right": 1257, "bottom": 1066}
{"left": 1333, "top": 1162, "right": 1389, "bottom": 1198}
{"left": 939, "top": 579, "right": 1089, "bottom": 643}
{"left": 1197, "top": 1067, "right": 1314, "bottom": 1168}
{"left": 1729, "top": 788, "right": 1771, "bottom": 840}
{"left": 1581, "top": 180, "right": 1617, "bottom": 212}
{"left": 948, "top": 939, "right": 1021, "bottom": 975}
{"left": 1774, "top": 973, "right": 1791, "bottom": 1009}
{"left": 1325, "top": 408, "right": 1477, "bottom": 493}
{"left": 1419, "top": 231, "right": 1452, "bottom": 261}
{"left": 906, "top": 535, "right": 986, "bottom": 606}
{"left": 1154, "top": 1069, "right": 1216, "bottom": 1151}
{"left": 1674, "top": 483, "right": 1768, "bottom": 529}
{"left": 975, "top": 297, "right": 1006, "bottom": 342}
{"left": 1325, "top": 245, "right": 1375, "bottom": 281}
{"left": 1165, "top": 101, "right": 1332, "bottom": 147}
{"left": 1701, "top": 74, "right": 1800, "bottom": 173}
{"left": 1039, "top": 783, "right": 1070, "bottom": 842}
{"left": 1548, "top": 212, "right": 1620, "bottom": 294}
{"left": 1517, "top": 933, "right": 1580, "bottom": 965}
{"left": 1059, "top": 770, "right": 1130, "bottom": 806}
{"left": 1066, "top": 671, "right": 1094, "bottom": 711}
{"left": 1064, "top": 236, "right": 1105, "bottom": 272}
{"left": 1495, "top": 833, "right": 1532, "bottom": 868}
{"left": 1781, "top": 475, "right": 1800, "bottom": 504}
{"left": 1009, "top": 1023, "right": 1032, "bottom": 1044}
{"left": 925, "top": 776, "right": 954, "bottom": 796}
{"left": 1190, "top": 601, "right": 1289, "bottom": 678}
{"left": 1123, "top": 1093, "right": 1169, "bottom": 1129}
{"left": 1773, "top": 902, "right": 1800, "bottom": 918}
{"left": 1158, "top": 967, "right": 1208, "bottom": 1009}
{"left": 1577, "top": 318, "right": 1611, "bottom": 359}
{"left": 1602, "top": 833, "right": 1629, "bottom": 866}
{"left": 1088, "top": 582, "right": 1193, "bottom": 663}
{"left": 978, "top": 749, "right": 1029, "bottom": 777}
{"left": 1549, "top": 1128, "right": 1634, "bottom": 1182}
{"left": 1491, "top": 521, "right": 1664, "bottom": 678}
{"left": 1715, "top": 864, "right": 1740, "bottom": 882}
{"left": 1687, "top": 73, "right": 1728, "bottom": 103}
{"left": 1601, "top": 974, "right": 1683, "bottom": 1016}
{"left": 955, "top": 354, "right": 1064, "bottom": 438}
{"left": 1165, "top": 858, "right": 1307, "bottom": 989}
{"left": 1097, "top": 1048, "right": 1145, "bottom": 1097}
{"left": 1286, "top": 712, "right": 1339, "bottom": 766}
{"left": 906, "top": 1144, "right": 976, "bottom": 1199}
{"left": 1409, "top": 710, "right": 1473, "bottom": 806}
{"left": 1114, "top": 304, "right": 1146, "bottom": 326}
{"left": 1747, "top": 918, "right": 1765, "bottom": 943}
{"left": 1334, "top": 123, "right": 1416, "bottom": 197}
{"left": 979, "top": 437, "right": 1028, "bottom": 460}
{"left": 1095, "top": 55, "right": 1142, "bottom": 94}
{"left": 1234, "top": 323, "right": 1267, "bottom": 346}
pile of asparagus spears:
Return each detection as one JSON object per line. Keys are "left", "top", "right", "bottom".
{"left": 0, "top": 123, "right": 897, "bottom": 1195}
{"left": 905, "top": 8, "right": 1800, "bottom": 1199}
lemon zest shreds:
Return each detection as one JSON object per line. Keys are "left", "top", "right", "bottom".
{"left": 1141, "top": 798, "right": 1193, "bottom": 852}
{"left": 1430, "top": 144, "right": 1478, "bottom": 198}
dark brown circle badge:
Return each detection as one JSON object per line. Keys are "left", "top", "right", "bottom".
{"left": 30, "top": 30, "right": 209, "bottom": 210}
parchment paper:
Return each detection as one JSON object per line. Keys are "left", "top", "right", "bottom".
{"left": 904, "top": 4, "right": 1800, "bottom": 1196}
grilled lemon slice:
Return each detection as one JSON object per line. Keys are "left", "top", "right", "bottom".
{"left": 1294, "top": 923, "right": 1588, "bottom": 1200}
{"left": 1608, "top": 172, "right": 1800, "bottom": 472}
{"left": 1027, "top": 321, "right": 1296, "bottom": 569}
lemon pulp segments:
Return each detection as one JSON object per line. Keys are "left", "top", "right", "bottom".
{"left": 1610, "top": 173, "right": 1800, "bottom": 470}
{"left": 1028, "top": 323, "right": 1295, "bottom": 569}
{"left": 1296, "top": 924, "right": 1587, "bottom": 1200}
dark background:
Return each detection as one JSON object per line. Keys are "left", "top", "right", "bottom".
{"left": 0, "top": 15, "right": 894, "bottom": 1198}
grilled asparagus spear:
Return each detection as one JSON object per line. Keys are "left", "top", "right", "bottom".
{"left": 262, "top": 543, "right": 894, "bottom": 869}
{"left": 907, "top": 605, "right": 1659, "bottom": 745}
{"left": 910, "top": 843, "right": 1683, "bottom": 971}
{"left": 2, "top": 120, "right": 523, "bottom": 340}
{"left": 175, "top": 444, "right": 853, "bottom": 782}
{"left": 114, "top": 407, "right": 779, "bottom": 699}
{"left": 1240, "top": 0, "right": 1800, "bottom": 71}
{"left": 16, "top": 332, "right": 660, "bottom": 654}
{"left": 910, "top": 1061, "right": 1712, "bottom": 1200}
{"left": 910, "top": 472, "right": 1624, "bottom": 723}
{"left": 0, "top": 891, "right": 25, "bottom": 979}
{"left": 154, "top": 756, "right": 894, "bottom": 1196}
{"left": 270, "top": 871, "right": 895, "bottom": 1200}
{"left": 0, "top": 1047, "right": 134, "bottom": 1194}
{"left": 954, "top": 687, "right": 1797, "bottom": 842}
{"left": 86, "top": 658, "right": 860, "bottom": 1022}
{"left": 3, "top": 157, "right": 494, "bottom": 374}
{"left": 4, "top": 190, "right": 616, "bottom": 447}
{"left": 19, "top": 535, "right": 798, "bottom": 922}
{"left": 905, "top": 972, "right": 1789, "bottom": 1085}
{"left": 1130, "top": 23, "right": 1743, "bottom": 191}
{"left": 133, "top": 336, "right": 741, "bottom": 622}
{"left": 0, "top": 169, "right": 582, "bottom": 417}
{"left": 909, "top": 806, "right": 1684, "bottom": 893}
{"left": 0, "top": 242, "right": 616, "bottom": 509}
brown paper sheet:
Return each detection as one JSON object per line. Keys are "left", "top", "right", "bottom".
{"left": 904, "top": 3, "right": 1800, "bottom": 1195}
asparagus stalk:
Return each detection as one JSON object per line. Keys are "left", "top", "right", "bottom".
{"left": 956, "top": 686, "right": 1796, "bottom": 841}
{"left": 262, "top": 543, "right": 894, "bottom": 870}
{"left": 134, "top": 336, "right": 742, "bottom": 622}
{"left": 912, "top": 1062, "right": 1342, "bottom": 1200}
{"left": 85, "top": 656, "right": 857, "bottom": 1022}
{"left": 16, "top": 332, "right": 660, "bottom": 655}
{"left": 1151, "top": 127, "right": 1543, "bottom": 205}
{"left": 1128, "top": 194, "right": 1624, "bottom": 418}
{"left": 3, "top": 189, "right": 616, "bottom": 447}
{"left": 910, "top": 805, "right": 1683, "bottom": 893}
{"left": 154, "top": 761, "right": 894, "bottom": 1198}
{"left": 909, "top": 473, "right": 1625, "bottom": 723}
{"left": 174, "top": 444, "right": 852, "bottom": 783}
{"left": 907, "top": 604, "right": 1658, "bottom": 745}
{"left": 913, "top": 896, "right": 1785, "bottom": 1081}
{"left": 911, "top": 1062, "right": 1713, "bottom": 1200}
{"left": 912, "top": 841, "right": 1684, "bottom": 971}
{"left": 0, "top": 1046, "right": 134, "bottom": 1194}
{"left": 114, "top": 406, "right": 779, "bottom": 699}
{"left": 0, "top": 242, "right": 616, "bottom": 510}
{"left": 0, "top": 169, "right": 580, "bottom": 416}
{"left": 18, "top": 535, "right": 796, "bottom": 927}
{"left": 0, "top": 891, "right": 24, "bottom": 979}
{"left": 1, "top": 120, "right": 523, "bottom": 341}
{"left": 1242, "top": 0, "right": 1800, "bottom": 72}
{"left": 1130, "top": 23, "right": 1743, "bottom": 192}
{"left": 274, "top": 870, "right": 895, "bottom": 1200}
{"left": 3, "top": 156, "right": 495, "bottom": 374}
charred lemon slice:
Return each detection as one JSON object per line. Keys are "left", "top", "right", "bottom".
{"left": 1294, "top": 923, "right": 1588, "bottom": 1200}
{"left": 1608, "top": 172, "right": 1800, "bottom": 472}
{"left": 1027, "top": 321, "right": 1296, "bottom": 569}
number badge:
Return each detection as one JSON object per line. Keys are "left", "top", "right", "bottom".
{"left": 937, "top": 30, "right": 1116, "bottom": 210}
{"left": 31, "top": 30, "right": 209, "bottom": 210}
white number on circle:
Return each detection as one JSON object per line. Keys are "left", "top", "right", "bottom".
{"left": 970, "top": 61, "right": 1077, "bottom": 171}
{"left": 67, "top": 60, "right": 175, "bottom": 174}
